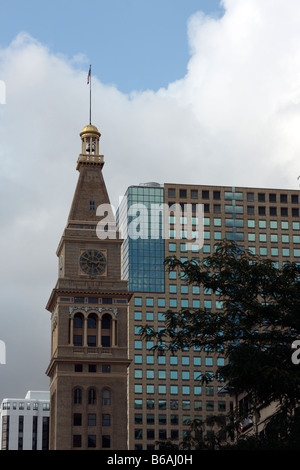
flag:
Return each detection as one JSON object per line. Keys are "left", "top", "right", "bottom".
{"left": 87, "top": 65, "right": 91, "bottom": 84}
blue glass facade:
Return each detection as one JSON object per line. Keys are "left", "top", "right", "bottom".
{"left": 117, "top": 184, "right": 165, "bottom": 292}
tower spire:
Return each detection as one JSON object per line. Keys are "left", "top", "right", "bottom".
{"left": 45, "top": 104, "right": 130, "bottom": 451}
{"left": 77, "top": 124, "right": 104, "bottom": 171}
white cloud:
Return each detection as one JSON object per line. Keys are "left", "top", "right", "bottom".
{"left": 1, "top": 0, "right": 300, "bottom": 398}
{"left": 182, "top": 2, "right": 300, "bottom": 184}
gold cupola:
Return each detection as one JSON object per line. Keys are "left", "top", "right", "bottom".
{"left": 76, "top": 124, "right": 104, "bottom": 170}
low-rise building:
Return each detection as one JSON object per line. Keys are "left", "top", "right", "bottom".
{"left": 0, "top": 391, "right": 50, "bottom": 450}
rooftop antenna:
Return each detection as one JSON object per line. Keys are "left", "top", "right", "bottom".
{"left": 87, "top": 64, "right": 92, "bottom": 125}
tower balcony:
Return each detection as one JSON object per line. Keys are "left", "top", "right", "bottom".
{"left": 76, "top": 153, "right": 104, "bottom": 170}
{"left": 51, "top": 345, "right": 130, "bottom": 361}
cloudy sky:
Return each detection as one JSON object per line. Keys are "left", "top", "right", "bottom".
{"left": 1, "top": 0, "right": 300, "bottom": 400}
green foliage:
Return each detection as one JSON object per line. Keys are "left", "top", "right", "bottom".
{"left": 141, "top": 241, "right": 300, "bottom": 448}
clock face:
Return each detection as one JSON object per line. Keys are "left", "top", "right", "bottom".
{"left": 79, "top": 249, "right": 106, "bottom": 276}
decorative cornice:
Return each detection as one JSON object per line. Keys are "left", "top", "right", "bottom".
{"left": 46, "top": 288, "right": 132, "bottom": 313}
{"left": 68, "top": 306, "right": 118, "bottom": 319}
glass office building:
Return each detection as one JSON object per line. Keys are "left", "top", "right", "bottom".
{"left": 118, "top": 182, "right": 300, "bottom": 449}
{"left": 117, "top": 183, "right": 165, "bottom": 293}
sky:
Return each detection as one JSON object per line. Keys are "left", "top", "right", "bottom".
{"left": 1, "top": 0, "right": 300, "bottom": 401}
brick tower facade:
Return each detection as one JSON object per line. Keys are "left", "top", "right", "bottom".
{"left": 46, "top": 124, "right": 131, "bottom": 450}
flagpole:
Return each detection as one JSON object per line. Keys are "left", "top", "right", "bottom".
{"left": 89, "top": 64, "right": 92, "bottom": 125}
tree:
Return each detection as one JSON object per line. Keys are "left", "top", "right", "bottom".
{"left": 142, "top": 241, "right": 300, "bottom": 448}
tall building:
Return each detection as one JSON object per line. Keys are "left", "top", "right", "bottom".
{"left": 118, "top": 183, "right": 165, "bottom": 293}
{"left": 0, "top": 391, "right": 49, "bottom": 450}
{"left": 45, "top": 117, "right": 300, "bottom": 449}
{"left": 117, "top": 182, "right": 300, "bottom": 449}
{"left": 46, "top": 124, "right": 131, "bottom": 450}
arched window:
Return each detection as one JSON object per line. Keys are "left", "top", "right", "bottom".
{"left": 74, "top": 388, "right": 82, "bottom": 405}
{"left": 88, "top": 313, "right": 97, "bottom": 329}
{"left": 88, "top": 388, "right": 97, "bottom": 405}
{"left": 74, "top": 313, "right": 83, "bottom": 329}
{"left": 101, "top": 314, "right": 112, "bottom": 347}
{"left": 102, "top": 389, "right": 111, "bottom": 406}
{"left": 87, "top": 313, "right": 98, "bottom": 347}
{"left": 101, "top": 314, "right": 111, "bottom": 329}
{"left": 73, "top": 313, "right": 84, "bottom": 346}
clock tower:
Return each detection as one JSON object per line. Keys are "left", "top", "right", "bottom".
{"left": 46, "top": 124, "right": 131, "bottom": 450}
